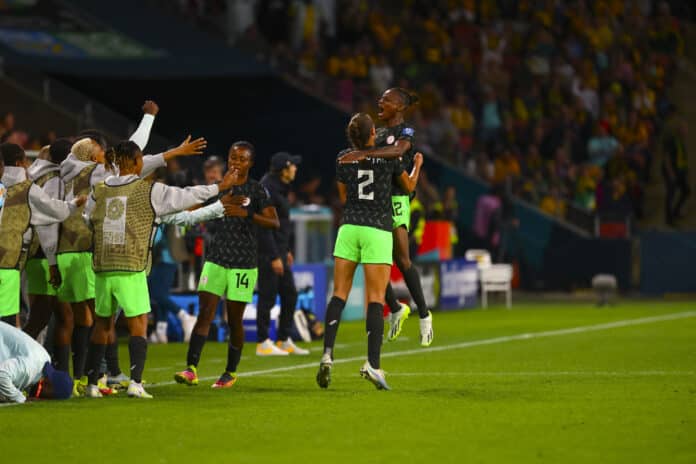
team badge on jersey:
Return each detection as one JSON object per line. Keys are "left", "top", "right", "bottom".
{"left": 386, "top": 135, "right": 395, "bottom": 145}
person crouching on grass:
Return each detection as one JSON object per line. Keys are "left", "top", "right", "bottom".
{"left": 0, "top": 322, "right": 73, "bottom": 403}
{"left": 82, "top": 141, "right": 237, "bottom": 399}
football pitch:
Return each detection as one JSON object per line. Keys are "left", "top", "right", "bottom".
{"left": 2, "top": 301, "right": 695, "bottom": 463}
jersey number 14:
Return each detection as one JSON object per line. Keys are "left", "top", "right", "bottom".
{"left": 358, "top": 170, "right": 374, "bottom": 200}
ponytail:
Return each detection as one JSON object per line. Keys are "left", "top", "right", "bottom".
{"left": 104, "top": 147, "right": 116, "bottom": 172}
{"left": 108, "top": 140, "right": 141, "bottom": 172}
{"left": 346, "top": 113, "right": 374, "bottom": 150}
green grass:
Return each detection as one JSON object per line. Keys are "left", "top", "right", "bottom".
{"left": 2, "top": 301, "right": 695, "bottom": 463}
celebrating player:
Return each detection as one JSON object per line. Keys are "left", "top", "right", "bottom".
{"left": 0, "top": 143, "right": 86, "bottom": 327}
{"left": 0, "top": 322, "right": 73, "bottom": 403}
{"left": 339, "top": 88, "right": 433, "bottom": 347}
{"left": 174, "top": 141, "right": 280, "bottom": 389}
{"left": 23, "top": 139, "right": 75, "bottom": 373}
{"left": 59, "top": 102, "right": 207, "bottom": 393}
{"left": 82, "top": 140, "right": 237, "bottom": 399}
{"left": 317, "top": 113, "right": 422, "bottom": 390}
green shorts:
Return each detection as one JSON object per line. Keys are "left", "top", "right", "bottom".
{"left": 334, "top": 224, "right": 393, "bottom": 265}
{"left": 95, "top": 271, "right": 151, "bottom": 318}
{"left": 197, "top": 261, "right": 257, "bottom": 303}
{"left": 25, "top": 259, "right": 57, "bottom": 296}
{"left": 57, "top": 252, "right": 95, "bottom": 303}
{"left": 0, "top": 269, "right": 20, "bottom": 317}
{"left": 392, "top": 195, "right": 410, "bottom": 230}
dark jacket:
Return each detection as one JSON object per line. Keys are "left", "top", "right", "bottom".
{"left": 257, "top": 172, "right": 292, "bottom": 261}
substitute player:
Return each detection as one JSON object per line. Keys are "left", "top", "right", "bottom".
{"left": 82, "top": 141, "right": 237, "bottom": 399}
{"left": 174, "top": 141, "right": 280, "bottom": 389}
{"left": 23, "top": 140, "right": 74, "bottom": 373}
{"left": 59, "top": 102, "right": 207, "bottom": 392}
{"left": 317, "top": 113, "right": 422, "bottom": 390}
{"left": 0, "top": 143, "right": 86, "bottom": 327}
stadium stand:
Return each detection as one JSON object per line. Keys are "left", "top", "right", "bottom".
{"left": 152, "top": 0, "right": 689, "bottom": 233}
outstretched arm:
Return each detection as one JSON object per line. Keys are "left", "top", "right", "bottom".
{"left": 151, "top": 169, "right": 236, "bottom": 217}
{"left": 160, "top": 201, "right": 224, "bottom": 226}
{"left": 139, "top": 135, "right": 208, "bottom": 178}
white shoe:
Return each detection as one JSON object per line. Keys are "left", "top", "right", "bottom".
{"left": 256, "top": 338, "right": 289, "bottom": 356}
{"left": 294, "top": 310, "right": 312, "bottom": 342}
{"left": 187, "top": 272, "right": 197, "bottom": 291}
{"left": 278, "top": 338, "right": 310, "bottom": 355}
{"left": 85, "top": 384, "right": 103, "bottom": 398}
{"left": 156, "top": 322, "right": 168, "bottom": 344}
{"left": 178, "top": 310, "right": 196, "bottom": 343}
{"left": 387, "top": 303, "right": 411, "bottom": 342}
{"left": 359, "top": 361, "right": 390, "bottom": 390}
{"left": 419, "top": 312, "right": 433, "bottom": 347}
{"left": 149, "top": 332, "right": 159, "bottom": 344}
{"left": 155, "top": 322, "right": 169, "bottom": 343}
{"left": 127, "top": 381, "right": 153, "bottom": 399}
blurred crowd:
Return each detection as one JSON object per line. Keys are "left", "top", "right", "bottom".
{"left": 165, "top": 0, "right": 688, "bottom": 224}
{"left": 0, "top": 111, "right": 58, "bottom": 151}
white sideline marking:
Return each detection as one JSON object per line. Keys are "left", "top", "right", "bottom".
{"left": 252, "top": 371, "right": 696, "bottom": 378}
{"left": 148, "top": 310, "right": 696, "bottom": 388}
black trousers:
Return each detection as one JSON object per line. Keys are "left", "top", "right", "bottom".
{"left": 256, "top": 257, "right": 297, "bottom": 343}
{"left": 663, "top": 167, "right": 691, "bottom": 224}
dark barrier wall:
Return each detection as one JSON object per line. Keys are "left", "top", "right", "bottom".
{"left": 640, "top": 231, "right": 696, "bottom": 295}
{"left": 53, "top": 75, "right": 351, "bottom": 184}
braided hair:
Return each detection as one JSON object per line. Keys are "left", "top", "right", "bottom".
{"left": 105, "top": 140, "right": 141, "bottom": 172}
{"left": 390, "top": 87, "right": 420, "bottom": 109}
{"left": 346, "top": 113, "right": 374, "bottom": 150}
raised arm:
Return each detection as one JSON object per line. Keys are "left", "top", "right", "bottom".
{"left": 336, "top": 181, "right": 347, "bottom": 205}
{"left": 396, "top": 152, "right": 424, "bottom": 193}
{"left": 129, "top": 100, "right": 158, "bottom": 150}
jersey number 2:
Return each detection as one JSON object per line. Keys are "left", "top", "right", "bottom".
{"left": 358, "top": 170, "right": 374, "bottom": 200}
